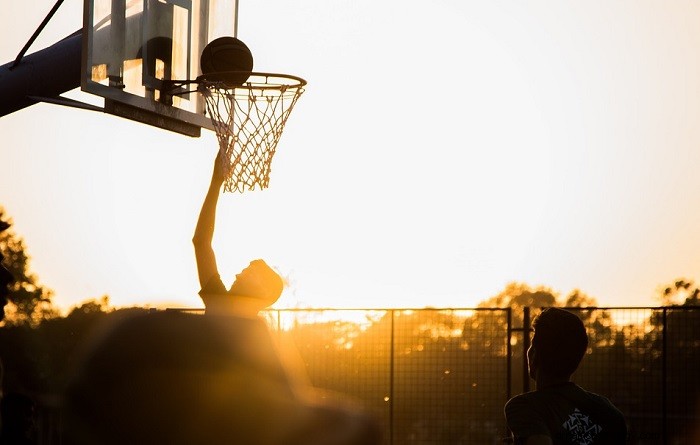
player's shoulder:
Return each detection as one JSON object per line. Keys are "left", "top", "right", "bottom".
{"left": 199, "top": 273, "right": 227, "bottom": 295}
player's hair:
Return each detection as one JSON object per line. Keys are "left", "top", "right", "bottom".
{"left": 230, "top": 259, "right": 284, "bottom": 310}
{"left": 531, "top": 308, "right": 588, "bottom": 378}
{"left": 245, "top": 259, "right": 284, "bottom": 300}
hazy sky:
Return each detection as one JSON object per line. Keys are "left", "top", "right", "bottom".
{"left": 1, "top": 0, "right": 699, "bottom": 312}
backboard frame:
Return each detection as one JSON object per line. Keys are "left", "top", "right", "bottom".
{"left": 81, "top": 0, "right": 234, "bottom": 136}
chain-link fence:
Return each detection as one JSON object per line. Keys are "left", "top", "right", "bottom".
{"left": 554, "top": 307, "right": 700, "bottom": 445}
{"left": 263, "top": 309, "right": 512, "bottom": 444}
{"left": 13, "top": 306, "right": 700, "bottom": 444}
{"left": 262, "top": 306, "right": 700, "bottom": 445}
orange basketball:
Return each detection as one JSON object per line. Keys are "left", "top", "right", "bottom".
{"left": 200, "top": 37, "right": 254, "bottom": 86}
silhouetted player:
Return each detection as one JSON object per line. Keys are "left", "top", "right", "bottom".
{"left": 505, "top": 308, "right": 627, "bottom": 444}
{"left": 192, "top": 153, "right": 283, "bottom": 317}
{"left": 62, "top": 154, "right": 381, "bottom": 444}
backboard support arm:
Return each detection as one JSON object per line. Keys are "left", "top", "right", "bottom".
{"left": 12, "top": 0, "right": 67, "bottom": 69}
{"left": 27, "top": 95, "right": 103, "bottom": 112}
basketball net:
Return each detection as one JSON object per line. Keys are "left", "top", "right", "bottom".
{"left": 199, "top": 73, "right": 305, "bottom": 192}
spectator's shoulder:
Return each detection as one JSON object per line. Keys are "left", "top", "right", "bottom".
{"left": 583, "top": 389, "right": 624, "bottom": 412}
{"left": 504, "top": 392, "right": 536, "bottom": 416}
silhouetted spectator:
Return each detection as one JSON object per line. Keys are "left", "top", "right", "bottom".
{"left": 0, "top": 218, "right": 15, "bottom": 433}
{"left": 504, "top": 308, "right": 627, "bottom": 444}
{"left": 0, "top": 218, "right": 14, "bottom": 322}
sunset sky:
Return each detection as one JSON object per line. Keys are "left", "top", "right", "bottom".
{"left": 1, "top": 0, "right": 699, "bottom": 313}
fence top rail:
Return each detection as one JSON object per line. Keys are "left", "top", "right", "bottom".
{"left": 166, "top": 307, "right": 514, "bottom": 313}
{"left": 550, "top": 306, "right": 699, "bottom": 311}
{"left": 166, "top": 306, "right": 700, "bottom": 314}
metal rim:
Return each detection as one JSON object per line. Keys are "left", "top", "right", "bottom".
{"left": 196, "top": 71, "right": 307, "bottom": 91}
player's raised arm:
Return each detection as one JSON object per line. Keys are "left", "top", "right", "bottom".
{"left": 192, "top": 154, "right": 225, "bottom": 288}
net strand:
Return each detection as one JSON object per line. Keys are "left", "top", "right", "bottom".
{"left": 200, "top": 76, "right": 304, "bottom": 192}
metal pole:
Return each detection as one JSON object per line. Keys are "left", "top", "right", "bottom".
{"left": 506, "top": 308, "right": 512, "bottom": 400}
{"left": 522, "top": 307, "right": 531, "bottom": 393}
{"left": 233, "top": 0, "right": 239, "bottom": 38}
{"left": 12, "top": 0, "right": 67, "bottom": 68}
{"left": 662, "top": 308, "right": 667, "bottom": 445}
{"left": 0, "top": 30, "right": 82, "bottom": 117}
{"left": 109, "top": 0, "right": 126, "bottom": 87}
{"left": 389, "top": 309, "right": 395, "bottom": 445}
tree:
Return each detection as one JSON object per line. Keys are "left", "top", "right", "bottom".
{"left": 647, "top": 279, "right": 700, "bottom": 438}
{"left": 476, "top": 282, "right": 558, "bottom": 329}
{"left": 0, "top": 207, "right": 56, "bottom": 326}
{"left": 656, "top": 278, "right": 700, "bottom": 306}
{"left": 563, "top": 289, "right": 613, "bottom": 347}
{"left": 0, "top": 297, "right": 136, "bottom": 396}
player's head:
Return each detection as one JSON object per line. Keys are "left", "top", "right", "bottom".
{"left": 527, "top": 308, "right": 588, "bottom": 380}
{"left": 229, "top": 259, "right": 283, "bottom": 311}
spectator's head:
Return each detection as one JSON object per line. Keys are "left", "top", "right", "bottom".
{"left": 0, "top": 219, "right": 14, "bottom": 321}
{"left": 528, "top": 308, "right": 588, "bottom": 381}
{"left": 0, "top": 256, "right": 11, "bottom": 320}
{"left": 229, "top": 259, "right": 284, "bottom": 312}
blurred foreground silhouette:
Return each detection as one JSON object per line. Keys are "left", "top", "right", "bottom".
{"left": 0, "top": 392, "right": 38, "bottom": 445}
{"left": 61, "top": 310, "right": 382, "bottom": 445}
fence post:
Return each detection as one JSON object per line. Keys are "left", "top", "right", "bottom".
{"left": 506, "top": 307, "right": 512, "bottom": 400}
{"left": 389, "top": 309, "right": 395, "bottom": 445}
{"left": 662, "top": 307, "right": 667, "bottom": 445}
{"left": 523, "top": 307, "right": 531, "bottom": 393}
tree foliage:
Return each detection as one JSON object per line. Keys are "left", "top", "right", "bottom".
{"left": 0, "top": 297, "right": 140, "bottom": 395}
{"left": 656, "top": 278, "right": 700, "bottom": 306}
{"left": 0, "top": 208, "right": 56, "bottom": 326}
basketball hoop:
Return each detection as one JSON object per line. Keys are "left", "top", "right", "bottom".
{"left": 197, "top": 72, "right": 306, "bottom": 193}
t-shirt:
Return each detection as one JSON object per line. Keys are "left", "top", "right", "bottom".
{"left": 199, "top": 273, "right": 257, "bottom": 316}
{"left": 197, "top": 275, "right": 296, "bottom": 388}
{"left": 199, "top": 273, "right": 233, "bottom": 296}
{"left": 505, "top": 382, "right": 627, "bottom": 444}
